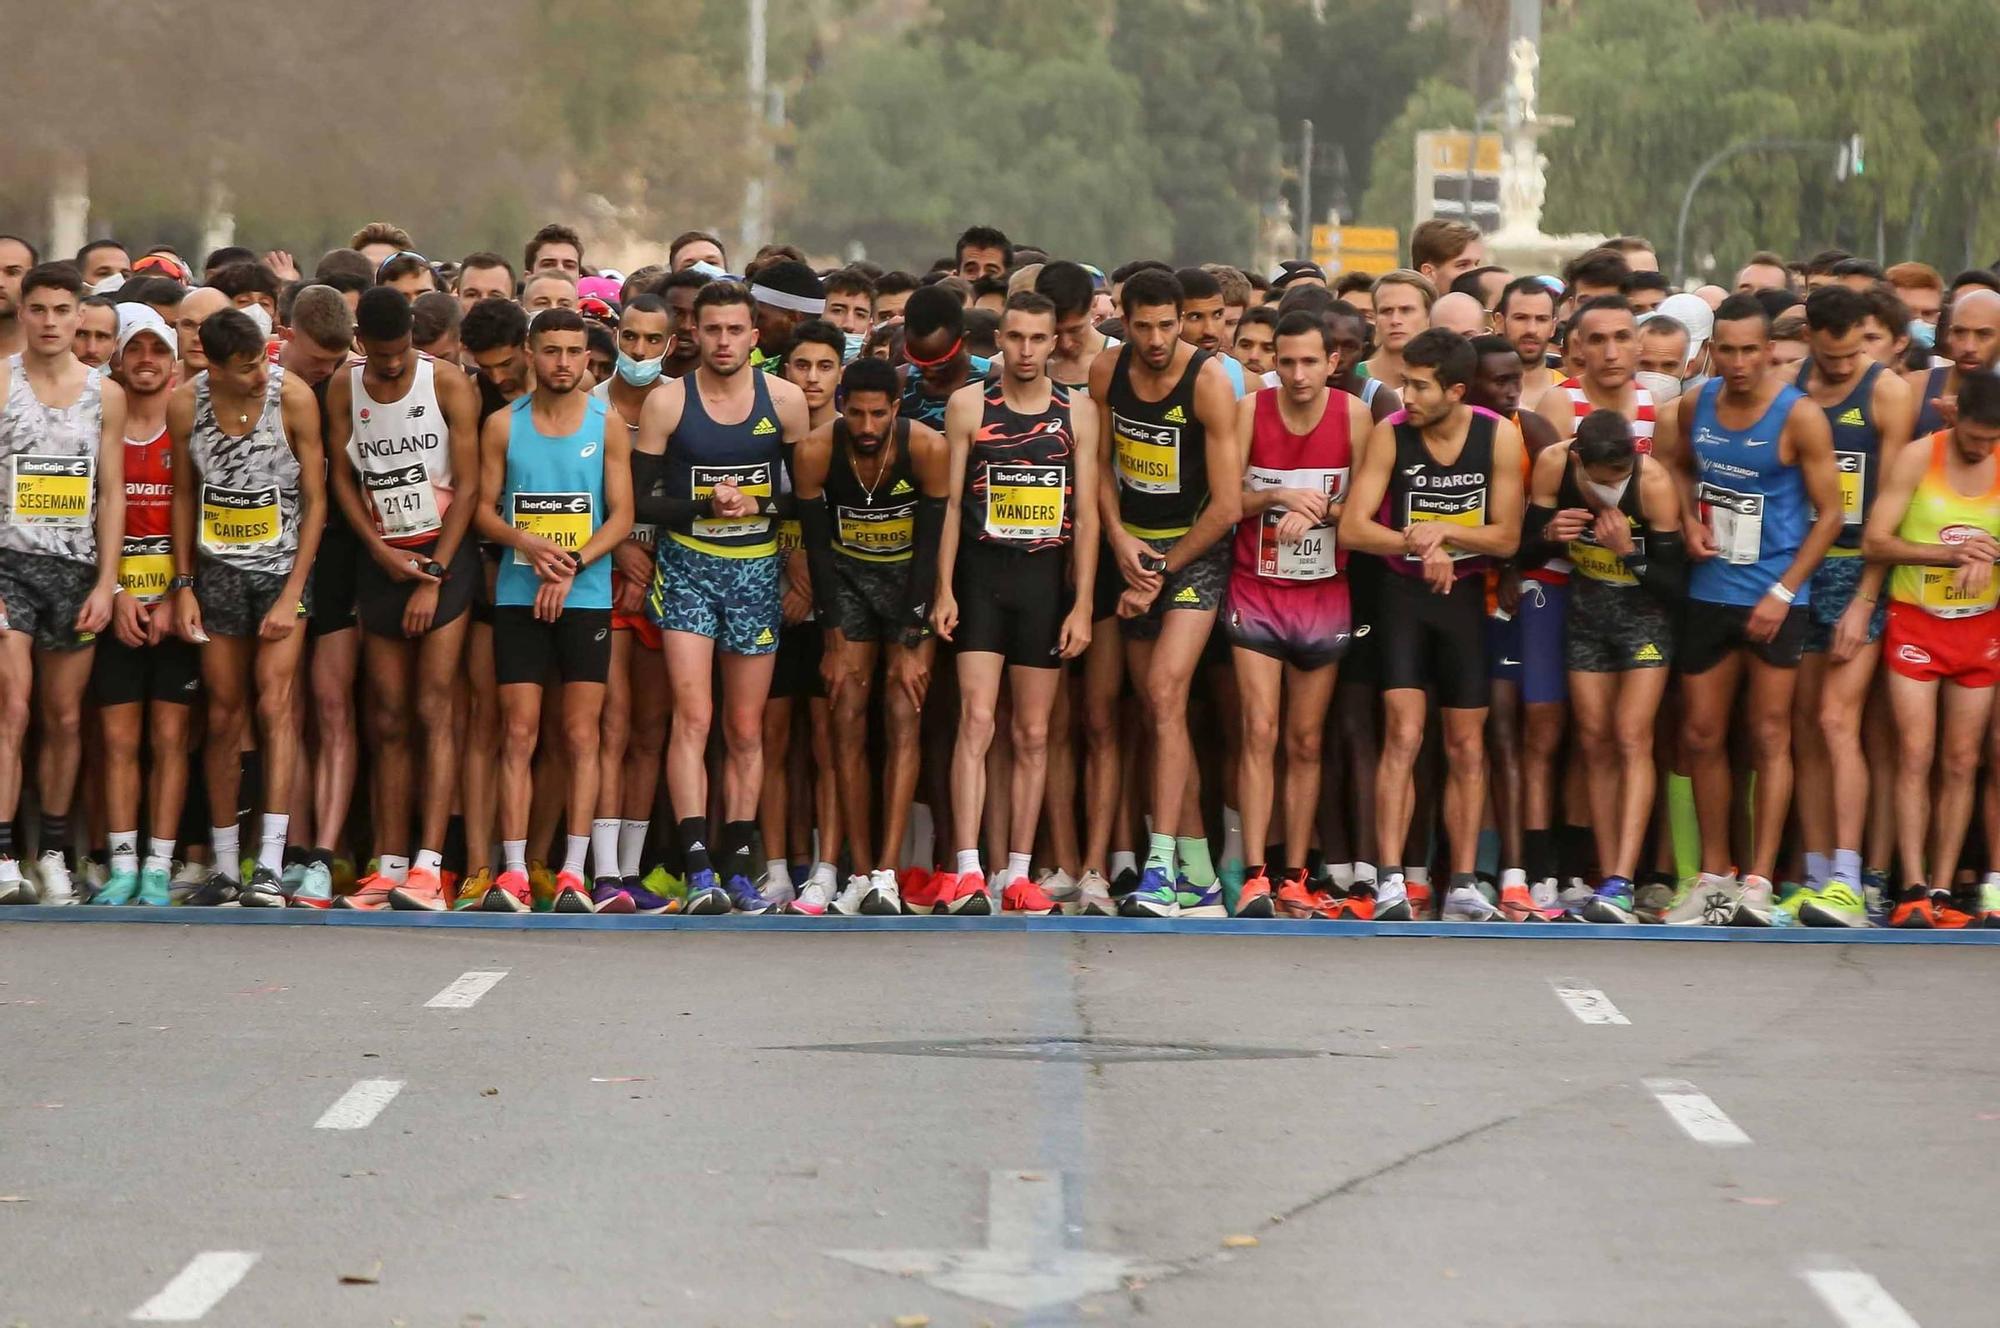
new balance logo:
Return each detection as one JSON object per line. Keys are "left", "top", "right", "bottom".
{"left": 409, "top": 404, "right": 426, "bottom": 418}
{"left": 1163, "top": 405, "right": 1186, "bottom": 424}
{"left": 1174, "top": 585, "right": 1199, "bottom": 604}
{"left": 752, "top": 417, "right": 778, "bottom": 436}
{"left": 1837, "top": 407, "right": 1864, "bottom": 426}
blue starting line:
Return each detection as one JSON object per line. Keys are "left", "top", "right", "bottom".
{"left": 0, "top": 906, "right": 1994, "bottom": 943}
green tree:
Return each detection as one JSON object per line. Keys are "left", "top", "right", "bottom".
{"left": 1356, "top": 78, "right": 1479, "bottom": 243}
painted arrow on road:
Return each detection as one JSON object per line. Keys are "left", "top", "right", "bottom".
{"left": 828, "top": 1169, "right": 1167, "bottom": 1313}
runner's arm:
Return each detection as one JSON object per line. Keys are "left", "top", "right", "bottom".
{"left": 903, "top": 422, "right": 950, "bottom": 627}
{"left": 1438, "top": 416, "right": 1524, "bottom": 559}
{"left": 473, "top": 409, "right": 517, "bottom": 548}
{"left": 431, "top": 364, "right": 482, "bottom": 567}
{"left": 1629, "top": 455, "right": 1687, "bottom": 600}
{"left": 574, "top": 416, "right": 633, "bottom": 568}
{"left": 280, "top": 376, "right": 326, "bottom": 607}
{"left": 1517, "top": 440, "right": 1572, "bottom": 568}
{"left": 932, "top": 387, "right": 978, "bottom": 617}
{"left": 167, "top": 388, "right": 198, "bottom": 578}
{"left": 1336, "top": 417, "right": 1402, "bottom": 556}
{"left": 791, "top": 428, "right": 840, "bottom": 618}
{"left": 1850, "top": 367, "right": 1920, "bottom": 604}
{"left": 1861, "top": 436, "right": 1959, "bottom": 566}
{"left": 1069, "top": 392, "right": 1101, "bottom": 619}
{"left": 1534, "top": 385, "right": 1577, "bottom": 441}
{"left": 323, "top": 373, "right": 396, "bottom": 572}
{"left": 91, "top": 378, "right": 128, "bottom": 595}
{"left": 1158, "top": 360, "right": 1242, "bottom": 569}
{"left": 1779, "top": 397, "right": 1845, "bottom": 597}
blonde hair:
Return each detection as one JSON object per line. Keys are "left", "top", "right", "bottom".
{"left": 1373, "top": 268, "right": 1438, "bottom": 310}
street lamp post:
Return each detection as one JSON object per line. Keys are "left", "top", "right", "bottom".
{"left": 1672, "top": 138, "right": 1847, "bottom": 286}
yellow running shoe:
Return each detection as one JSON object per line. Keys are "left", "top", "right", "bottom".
{"left": 452, "top": 868, "right": 493, "bottom": 912}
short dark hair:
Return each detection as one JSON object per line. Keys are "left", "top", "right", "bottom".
{"left": 1959, "top": 370, "right": 2000, "bottom": 427}
{"left": 1714, "top": 292, "right": 1773, "bottom": 336}
{"left": 824, "top": 267, "right": 876, "bottom": 302}
{"left": 1470, "top": 333, "right": 1516, "bottom": 360}
{"left": 458, "top": 250, "right": 515, "bottom": 285}
{"left": 1804, "top": 284, "right": 1871, "bottom": 336}
{"left": 460, "top": 296, "right": 529, "bottom": 353}
{"left": 197, "top": 307, "right": 266, "bottom": 364}
{"left": 1564, "top": 247, "right": 1630, "bottom": 293}
{"left": 1274, "top": 282, "right": 1336, "bottom": 321}
{"left": 314, "top": 248, "right": 376, "bottom": 287}
{"left": 1035, "top": 260, "right": 1096, "bottom": 320}
{"left": 875, "top": 270, "right": 920, "bottom": 300}
{"left": 116, "top": 275, "right": 186, "bottom": 309}
{"left": 1804, "top": 248, "right": 1852, "bottom": 276}
{"left": 1572, "top": 294, "right": 1635, "bottom": 332}
{"left": 585, "top": 321, "right": 616, "bottom": 362}
{"left": 1238, "top": 305, "right": 1280, "bottom": 335}
{"left": 0, "top": 234, "right": 40, "bottom": 265}
{"left": 529, "top": 306, "right": 587, "bottom": 340}
{"left": 963, "top": 307, "right": 1001, "bottom": 357}
{"left": 1621, "top": 270, "right": 1671, "bottom": 297}
{"left": 203, "top": 245, "right": 256, "bottom": 273}
{"left": 1860, "top": 283, "right": 1910, "bottom": 335}
{"left": 692, "top": 279, "right": 755, "bottom": 318}
{"left": 80, "top": 293, "right": 118, "bottom": 315}
{"left": 1829, "top": 257, "right": 1883, "bottom": 280}
{"left": 1949, "top": 267, "right": 2000, "bottom": 295}
{"left": 412, "top": 291, "right": 461, "bottom": 347}
{"left": 1273, "top": 309, "right": 1334, "bottom": 353}
{"left": 1496, "top": 275, "right": 1556, "bottom": 318}
{"left": 524, "top": 223, "right": 583, "bottom": 272}
{"left": 621, "top": 293, "right": 669, "bottom": 321}
{"left": 1333, "top": 271, "right": 1375, "bottom": 299}
{"left": 1111, "top": 258, "right": 1173, "bottom": 285}
{"left": 841, "top": 355, "right": 900, "bottom": 401}
{"left": 652, "top": 268, "right": 713, "bottom": 299}
{"left": 955, "top": 225, "right": 1013, "bottom": 268}
{"left": 355, "top": 285, "right": 414, "bottom": 342}
{"left": 902, "top": 285, "right": 965, "bottom": 341}
{"left": 20, "top": 262, "right": 83, "bottom": 301}
{"left": 1574, "top": 409, "right": 1637, "bottom": 468}
{"left": 1120, "top": 267, "right": 1184, "bottom": 318}
{"left": 206, "top": 261, "right": 281, "bottom": 302}
{"left": 376, "top": 252, "right": 432, "bottom": 287}
{"left": 1012, "top": 245, "right": 1050, "bottom": 267}
{"left": 1172, "top": 266, "right": 1223, "bottom": 304}
{"left": 1450, "top": 265, "right": 1508, "bottom": 300}
{"left": 76, "top": 238, "right": 127, "bottom": 267}
{"left": 1752, "top": 287, "right": 1799, "bottom": 322}
{"left": 785, "top": 317, "right": 844, "bottom": 363}
{"left": 1401, "top": 327, "right": 1477, "bottom": 388}
{"left": 1003, "top": 290, "right": 1057, "bottom": 322}
{"left": 970, "top": 274, "right": 1010, "bottom": 302}
{"left": 668, "top": 230, "right": 725, "bottom": 269}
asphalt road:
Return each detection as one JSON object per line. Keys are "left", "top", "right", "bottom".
{"left": 1, "top": 918, "right": 1992, "bottom": 1326}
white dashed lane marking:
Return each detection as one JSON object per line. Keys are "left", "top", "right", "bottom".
{"left": 1550, "top": 979, "right": 1630, "bottom": 1025}
{"left": 1642, "top": 1077, "right": 1751, "bottom": 1146}
{"left": 1801, "top": 1262, "right": 1922, "bottom": 1327}
{"left": 129, "top": 1251, "right": 259, "bottom": 1321}
{"left": 313, "top": 1078, "right": 404, "bottom": 1130}
{"left": 424, "top": 970, "right": 508, "bottom": 1009}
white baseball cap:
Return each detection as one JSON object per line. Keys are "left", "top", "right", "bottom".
{"left": 1643, "top": 292, "right": 1714, "bottom": 360}
{"left": 114, "top": 303, "right": 175, "bottom": 357}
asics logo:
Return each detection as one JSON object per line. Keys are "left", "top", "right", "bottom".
{"left": 580, "top": 443, "right": 598, "bottom": 458}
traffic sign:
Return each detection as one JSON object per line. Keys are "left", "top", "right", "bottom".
{"left": 1312, "top": 224, "right": 1401, "bottom": 277}
{"left": 1415, "top": 130, "right": 1503, "bottom": 233}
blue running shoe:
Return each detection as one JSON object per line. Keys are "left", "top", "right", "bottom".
{"left": 1175, "top": 878, "right": 1226, "bottom": 918}
{"left": 723, "top": 873, "right": 770, "bottom": 915}
{"left": 136, "top": 863, "right": 172, "bottom": 907}
{"left": 682, "top": 868, "right": 731, "bottom": 915}
{"left": 93, "top": 868, "right": 140, "bottom": 906}
{"left": 291, "top": 860, "right": 334, "bottom": 909}
{"left": 1581, "top": 876, "right": 1636, "bottom": 924}
{"left": 621, "top": 873, "right": 674, "bottom": 915}
{"left": 1118, "top": 867, "right": 1180, "bottom": 918}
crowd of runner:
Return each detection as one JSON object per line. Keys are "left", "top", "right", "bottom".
{"left": 3, "top": 215, "right": 1999, "bottom": 928}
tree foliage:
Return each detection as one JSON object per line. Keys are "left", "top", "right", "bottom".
{"left": 1356, "top": 79, "right": 1480, "bottom": 240}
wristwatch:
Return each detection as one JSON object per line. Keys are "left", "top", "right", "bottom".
{"left": 167, "top": 574, "right": 195, "bottom": 592}
{"left": 421, "top": 559, "right": 446, "bottom": 580}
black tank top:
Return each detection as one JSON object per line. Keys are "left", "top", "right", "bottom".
{"left": 965, "top": 379, "right": 1074, "bottom": 553}
{"left": 666, "top": 370, "right": 782, "bottom": 557}
{"left": 1384, "top": 409, "right": 1496, "bottom": 579}
{"left": 1557, "top": 449, "right": 1648, "bottom": 587}
{"left": 1798, "top": 359, "right": 1881, "bottom": 550}
{"left": 824, "top": 418, "right": 919, "bottom": 564}
{"left": 1106, "top": 344, "right": 1210, "bottom": 538}
{"left": 1913, "top": 364, "right": 1950, "bottom": 441}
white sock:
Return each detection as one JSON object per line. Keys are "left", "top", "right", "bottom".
{"left": 258, "top": 815, "right": 288, "bottom": 875}
{"left": 1353, "top": 860, "right": 1377, "bottom": 886}
{"left": 1110, "top": 849, "right": 1137, "bottom": 880}
{"left": 212, "top": 825, "right": 241, "bottom": 881}
{"left": 619, "top": 819, "right": 648, "bottom": 877}
{"left": 1007, "top": 851, "right": 1031, "bottom": 881}
{"left": 765, "top": 856, "right": 790, "bottom": 885}
{"left": 503, "top": 839, "right": 528, "bottom": 874}
{"left": 1221, "top": 806, "right": 1244, "bottom": 865}
{"left": 146, "top": 836, "right": 176, "bottom": 868}
{"left": 378, "top": 854, "right": 410, "bottom": 884}
{"left": 1329, "top": 861, "right": 1356, "bottom": 890}
{"left": 810, "top": 860, "right": 837, "bottom": 889}
{"left": 956, "top": 848, "right": 981, "bottom": 877}
{"left": 0, "top": 857, "right": 18, "bottom": 883}
{"left": 1406, "top": 865, "right": 1430, "bottom": 887}
{"left": 562, "top": 833, "right": 589, "bottom": 877}
{"left": 591, "top": 818, "right": 620, "bottom": 878}
{"left": 414, "top": 849, "right": 443, "bottom": 876}
{"left": 1500, "top": 867, "right": 1527, "bottom": 889}
{"left": 109, "top": 830, "right": 139, "bottom": 877}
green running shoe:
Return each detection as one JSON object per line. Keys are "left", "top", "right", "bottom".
{"left": 137, "top": 864, "right": 172, "bottom": 906}
{"left": 93, "top": 868, "right": 140, "bottom": 906}
{"left": 1798, "top": 880, "right": 1869, "bottom": 928}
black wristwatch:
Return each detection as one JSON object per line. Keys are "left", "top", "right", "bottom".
{"left": 168, "top": 574, "right": 195, "bottom": 592}
{"left": 421, "top": 559, "right": 446, "bottom": 580}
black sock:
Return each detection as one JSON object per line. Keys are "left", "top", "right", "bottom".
{"left": 679, "top": 818, "right": 713, "bottom": 876}
{"left": 1247, "top": 862, "right": 1266, "bottom": 881}
{"left": 283, "top": 844, "right": 308, "bottom": 869}
{"left": 442, "top": 816, "right": 467, "bottom": 876}
{"left": 0, "top": 821, "right": 14, "bottom": 860}
{"left": 1523, "top": 828, "right": 1555, "bottom": 883}
{"left": 723, "top": 820, "right": 757, "bottom": 882}
{"left": 39, "top": 811, "right": 69, "bottom": 860}
{"left": 1559, "top": 824, "right": 1594, "bottom": 880}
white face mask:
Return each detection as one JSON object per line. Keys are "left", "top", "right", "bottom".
{"left": 1635, "top": 370, "right": 1682, "bottom": 406}
{"left": 1584, "top": 475, "right": 1632, "bottom": 509}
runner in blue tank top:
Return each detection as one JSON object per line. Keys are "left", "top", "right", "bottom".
{"left": 472, "top": 308, "right": 633, "bottom": 916}
{"left": 1663, "top": 294, "right": 1843, "bottom": 928}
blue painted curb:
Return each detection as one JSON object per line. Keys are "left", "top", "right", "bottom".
{"left": 1, "top": 906, "right": 1996, "bottom": 942}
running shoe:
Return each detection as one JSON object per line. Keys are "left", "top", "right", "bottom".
{"left": 1368, "top": 875, "right": 1415, "bottom": 922}
{"left": 184, "top": 869, "right": 240, "bottom": 907}
{"left": 1234, "top": 868, "right": 1276, "bottom": 919}
{"left": 79, "top": 855, "right": 108, "bottom": 898}
{"left": 169, "top": 858, "right": 206, "bottom": 904}
{"left": 1118, "top": 867, "right": 1180, "bottom": 918}
{"left": 1935, "top": 892, "right": 1977, "bottom": 929}
{"left": 336, "top": 871, "right": 394, "bottom": 911}
{"left": 898, "top": 867, "right": 942, "bottom": 914}
{"left": 943, "top": 873, "right": 993, "bottom": 916}
{"left": 552, "top": 870, "right": 597, "bottom": 913}
{"left": 390, "top": 866, "right": 449, "bottom": 912}
{"left": 1580, "top": 876, "right": 1637, "bottom": 924}
{"left": 1273, "top": 872, "right": 1324, "bottom": 919}
{"left": 1074, "top": 870, "right": 1115, "bottom": 916}
{"left": 785, "top": 880, "right": 831, "bottom": 915}
{"left": 1036, "top": 868, "right": 1079, "bottom": 909}
{"left": 290, "top": 860, "right": 333, "bottom": 909}
{"left": 1110, "top": 866, "right": 1139, "bottom": 898}
{"left": 330, "top": 857, "right": 358, "bottom": 896}
{"left": 1664, "top": 872, "right": 1742, "bottom": 926}
{"left": 758, "top": 863, "right": 797, "bottom": 911}
{"left": 1861, "top": 870, "right": 1889, "bottom": 925}
{"left": 1176, "top": 878, "right": 1227, "bottom": 918}
{"left": 1980, "top": 880, "right": 2000, "bottom": 929}
{"left": 1526, "top": 877, "right": 1562, "bottom": 920}
{"left": 239, "top": 867, "right": 287, "bottom": 908}
{"left": 93, "top": 868, "right": 140, "bottom": 906}
{"left": 1497, "top": 882, "right": 1541, "bottom": 922}
{"left": 861, "top": 868, "right": 901, "bottom": 916}
{"left": 623, "top": 873, "right": 675, "bottom": 915}
{"left": 641, "top": 866, "right": 686, "bottom": 912}
{"left": 1001, "top": 875, "right": 1062, "bottom": 915}
{"left": 137, "top": 863, "right": 172, "bottom": 907}
{"left": 830, "top": 874, "right": 871, "bottom": 916}
{"left": 33, "top": 851, "right": 75, "bottom": 905}
{"left": 482, "top": 869, "right": 533, "bottom": 913}
{"left": 278, "top": 860, "right": 307, "bottom": 901}
{"left": 1329, "top": 882, "right": 1381, "bottom": 921}
{"left": 590, "top": 876, "right": 636, "bottom": 915}
{"left": 722, "top": 873, "right": 769, "bottom": 914}
{"left": 680, "top": 869, "right": 730, "bottom": 915}
{"left": 1633, "top": 876, "right": 1676, "bottom": 924}
{"left": 0, "top": 867, "right": 35, "bottom": 905}
{"left": 451, "top": 867, "right": 493, "bottom": 912}
{"left": 1734, "top": 875, "right": 1776, "bottom": 927}
{"left": 1442, "top": 878, "right": 1500, "bottom": 922}
{"left": 1553, "top": 878, "right": 1592, "bottom": 919}
{"left": 1403, "top": 878, "right": 1433, "bottom": 920}
{"left": 1799, "top": 880, "right": 1869, "bottom": 928}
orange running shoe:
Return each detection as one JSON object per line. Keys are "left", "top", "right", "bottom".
{"left": 1000, "top": 875, "right": 1062, "bottom": 915}
{"left": 1330, "top": 884, "right": 1377, "bottom": 921}
{"left": 1933, "top": 892, "right": 1975, "bottom": 930}
{"left": 389, "top": 865, "right": 447, "bottom": 912}
{"left": 1406, "top": 879, "right": 1434, "bottom": 920}
{"left": 899, "top": 867, "right": 942, "bottom": 914}
{"left": 552, "top": 869, "right": 596, "bottom": 913}
{"left": 335, "top": 871, "right": 394, "bottom": 911}
{"left": 1274, "top": 872, "right": 1320, "bottom": 919}
{"left": 939, "top": 872, "right": 992, "bottom": 915}
{"left": 1235, "top": 868, "right": 1276, "bottom": 918}
{"left": 483, "top": 868, "right": 532, "bottom": 913}
{"left": 1497, "top": 882, "right": 1541, "bottom": 923}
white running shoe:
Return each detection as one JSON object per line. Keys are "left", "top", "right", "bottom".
{"left": 1734, "top": 875, "right": 1775, "bottom": 927}
{"left": 1665, "top": 872, "right": 1743, "bottom": 926}
{"left": 757, "top": 864, "right": 796, "bottom": 910}
{"left": 0, "top": 867, "right": 33, "bottom": 905}
{"left": 1036, "top": 868, "right": 1079, "bottom": 907}
{"left": 784, "top": 880, "right": 831, "bottom": 916}
{"left": 831, "top": 874, "right": 871, "bottom": 916}
{"left": 34, "top": 851, "right": 76, "bottom": 905}
{"left": 861, "top": 868, "right": 901, "bottom": 915}
{"left": 1529, "top": 877, "right": 1562, "bottom": 919}
{"left": 1442, "top": 881, "right": 1500, "bottom": 921}
{"left": 1075, "top": 870, "right": 1115, "bottom": 916}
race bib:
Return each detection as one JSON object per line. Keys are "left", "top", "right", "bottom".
{"left": 201, "top": 483, "right": 280, "bottom": 551}
{"left": 362, "top": 461, "right": 441, "bottom": 541}
{"left": 777, "top": 518, "right": 803, "bottom": 556}
{"left": 1917, "top": 566, "right": 1998, "bottom": 617}
{"left": 511, "top": 491, "right": 593, "bottom": 565}
{"left": 1699, "top": 482, "right": 1763, "bottom": 566}
{"left": 837, "top": 503, "right": 915, "bottom": 559}
{"left": 10, "top": 454, "right": 93, "bottom": 526}
{"left": 690, "top": 463, "right": 774, "bottom": 541}
{"left": 1404, "top": 489, "right": 1485, "bottom": 561}
{"left": 984, "top": 463, "right": 1066, "bottom": 542}
{"left": 627, "top": 521, "right": 658, "bottom": 547}
{"left": 1569, "top": 530, "right": 1644, "bottom": 586}
{"left": 1114, "top": 412, "right": 1180, "bottom": 495}
{"left": 1257, "top": 515, "right": 1335, "bottom": 580}
{"left": 119, "top": 534, "right": 175, "bottom": 603}
{"left": 1833, "top": 450, "right": 1865, "bottom": 526}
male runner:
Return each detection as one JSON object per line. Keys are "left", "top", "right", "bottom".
{"left": 1227, "top": 311, "right": 1370, "bottom": 917}
{"left": 747, "top": 261, "right": 825, "bottom": 370}
{"left": 1090, "top": 268, "right": 1241, "bottom": 918}
{"left": 794, "top": 356, "right": 948, "bottom": 914}
{"left": 88, "top": 307, "right": 191, "bottom": 906}
{"left": 455, "top": 252, "right": 517, "bottom": 314}
{"left": 522, "top": 271, "right": 578, "bottom": 314}
{"left": 636, "top": 281, "right": 811, "bottom": 915}
{"left": 1908, "top": 288, "right": 2000, "bottom": 438}
{"left": 955, "top": 227, "right": 1011, "bottom": 282}
{"left": 1233, "top": 306, "right": 1278, "bottom": 378}
{"left": 823, "top": 268, "right": 877, "bottom": 348}
{"left": 74, "top": 297, "right": 118, "bottom": 369}
{"left": 473, "top": 307, "right": 632, "bottom": 914}
{"left": 1411, "top": 219, "right": 1487, "bottom": 295}
{"left": 1497, "top": 275, "right": 1560, "bottom": 410}
{"left": 325, "top": 287, "right": 482, "bottom": 910}
{"left": 77, "top": 240, "right": 130, "bottom": 293}
{"left": 1522, "top": 411, "right": 1685, "bottom": 923}
{"left": 1664, "top": 295, "right": 1842, "bottom": 925}
{"left": 1340, "top": 329, "right": 1525, "bottom": 921}
{"left": 1175, "top": 267, "right": 1250, "bottom": 397}
{"left": 1787, "top": 285, "right": 1914, "bottom": 926}
{"left": 931, "top": 292, "right": 1099, "bottom": 913}
{"left": 652, "top": 269, "right": 709, "bottom": 380}
{"left": 523, "top": 224, "right": 584, "bottom": 278}
{"left": 900, "top": 286, "right": 992, "bottom": 431}
{"left": 668, "top": 231, "right": 727, "bottom": 273}
{"left": 1735, "top": 252, "right": 1793, "bottom": 295}
{"left": 0, "top": 264, "right": 125, "bottom": 903}
{"left": 174, "top": 286, "right": 230, "bottom": 378}
{"left": 1360, "top": 270, "right": 1434, "bottom": 391}
{"left": 1862, "top": 370, "right": 2000, "bottom": 928}
{"left": 169, "top": 308, "right": 323, "bottom": 906}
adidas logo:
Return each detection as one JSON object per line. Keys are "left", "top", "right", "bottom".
{"left": 891, "top": 478, "right": 913, "bottom": 495}
{"left": 755, "top": 626, "right": 775, "bottom": 645}
{"left": 1634, "top": 642, "right": 1663, "bottom": 663}
{"left": 1174, "top": 585, "right": 1199, "bottom": 604}
{"left": 1163, "top": 405, "right": 1186, "bottom": 424}
{"left": 1838, "top": 407, "right": 1864, "bottom": 426}
{"left": 752, "top": 417, "right": 777, "bottom": 436}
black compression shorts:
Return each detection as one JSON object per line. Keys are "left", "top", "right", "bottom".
{"left": 1376, "top": 571, "right": 1489, "bottom": 709}
{"left": 491, "top": 606, "right": 612, "bottom": 686}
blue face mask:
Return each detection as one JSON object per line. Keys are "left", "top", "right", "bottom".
{"left": 616, "top": 351, "right": 664, "bottom": 387}
{"left": 1909, "top": 319, "right": 1936, "bottom": 350}
{"left": 843, "top": 331, "right": 866, "bottom": 364}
